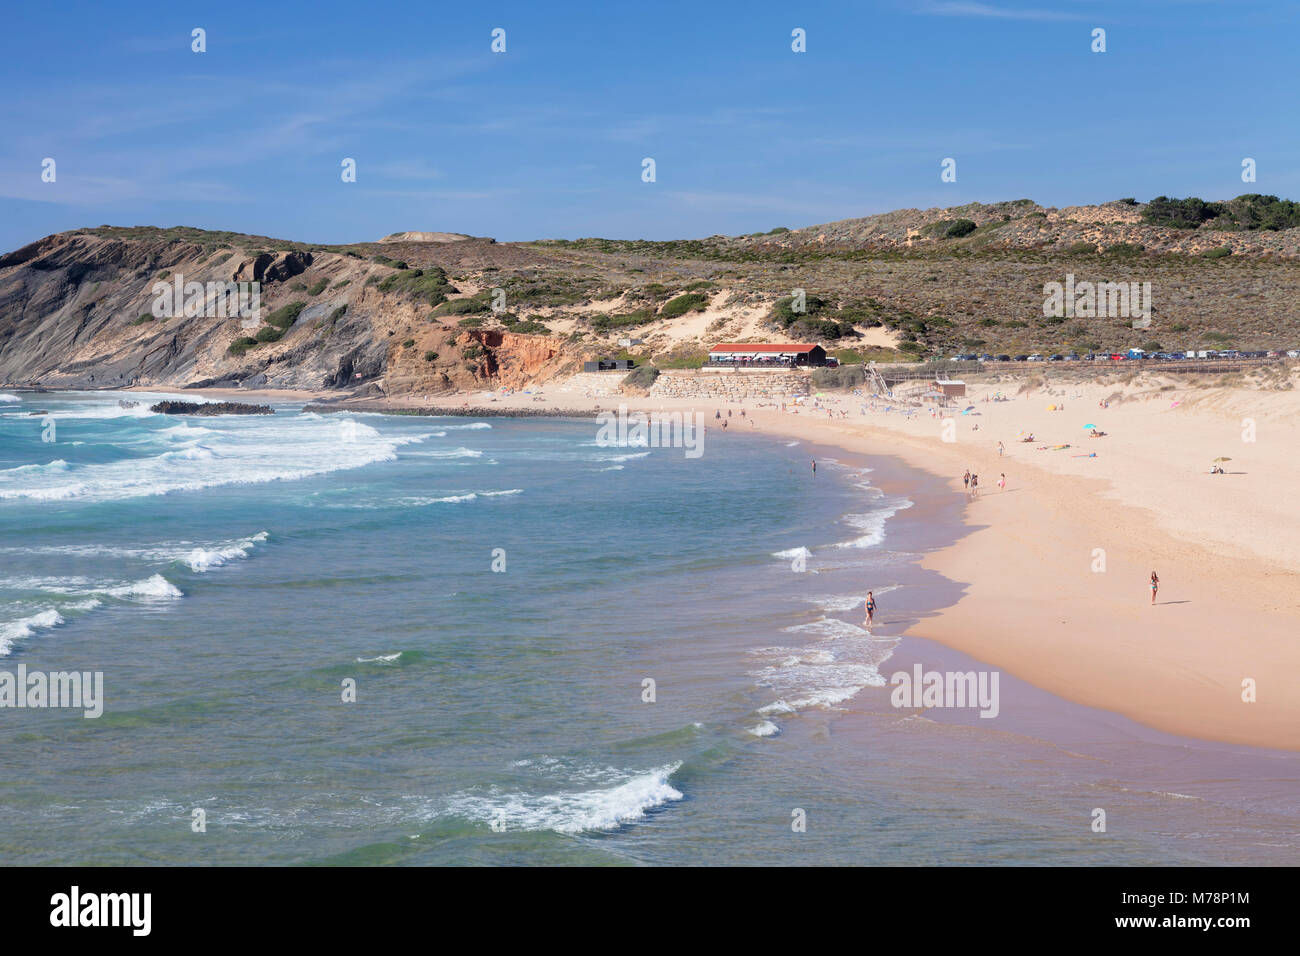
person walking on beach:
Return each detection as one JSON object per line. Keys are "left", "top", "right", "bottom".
{"left": 997, "top": 472, "right": 1006, "bottom": 491}
{"left": 811, "top": 459, "right": 816, "bottom": 475}
{"left": 963, "top": 469, "right": 971, "bottom": 494}
{"left": 865, "top": 591, "right": 876, "bottom": 627}
{"left": 970, "top": 474, "right": 979, "bottom": 498}
{"left": 997, "top": 441, "right": 1004, "bottom": 457}
{"left": 1150, "top": 570, "right": 1159, "bottom": 605}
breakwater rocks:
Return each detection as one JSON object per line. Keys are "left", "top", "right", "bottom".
{"left": 301, "top": 402, "right": 602, "bottom": 419}
{"left": 149, "top": 400, "right": 274, "bottom": 416}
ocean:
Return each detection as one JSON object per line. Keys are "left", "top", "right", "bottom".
{"left": 1, "top": 390, "right": 1297, "bottom": 866}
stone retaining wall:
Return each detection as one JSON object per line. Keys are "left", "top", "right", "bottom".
{"left": 554, "top": 371, "right": 630, "bottom": 398}
{"left": 649, "top": 368, "right": 810, "bottom": 401}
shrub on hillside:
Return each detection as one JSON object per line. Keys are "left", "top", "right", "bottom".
{"left": 1142, "top": 196, "right": 1224, "bottom": 229}
{"left": 227, "top": 336, "right": 258, "bottom": 357}
{"left": 622, "top": 366, "right": 660, "bottom": 388}
{"left": 590, "top": 310, "right": 653, "bottom": 331}
{"left": 658, "top": 292, "right": 710, "bottom": 318}
{"left": 378, "top": 267, "right": 455, "bottom": 306}
{"left": 265, "top": 301, "right": 306, "bottom": 330}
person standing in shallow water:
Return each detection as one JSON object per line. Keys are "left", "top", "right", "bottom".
{"left": 1150, "top": 570, "right": 1159, "bottom": 605}
{"left": 865, "top": 591, "right": 876, "bottom": 627}
{"left": 811, "top": 459, "right": 816, "bottom": 475}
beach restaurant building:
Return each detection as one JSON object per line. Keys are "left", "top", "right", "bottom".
{"left": 707, "top": 343, "right": 829, "bottom": 367}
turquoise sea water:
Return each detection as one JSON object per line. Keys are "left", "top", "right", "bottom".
{"left": 0, "top": 390, "right": 1297, "bottom": 866}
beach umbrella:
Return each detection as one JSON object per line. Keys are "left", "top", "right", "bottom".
{"left": 1213, "top": 456, "right": 1232, "bottom": 462}
{"left": 1083, "top": 423, "right": 1096, "bottom": 430}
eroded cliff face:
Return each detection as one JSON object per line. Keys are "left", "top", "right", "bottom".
{"left": 381, "top": 328, "right": 576, "bottom": 395}
{"left": 0, "top": 229, "right": 578, "bottom": 395}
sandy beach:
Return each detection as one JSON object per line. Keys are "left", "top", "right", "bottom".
{"left": 352, "top": 370, "right": 1300, "bottom": 751}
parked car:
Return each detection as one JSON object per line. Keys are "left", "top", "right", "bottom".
{"left": 1014, "top": 355, "right": 1029, "bottom": 362}
{"left": 1049, "top": 354, "right": 1064, "bottom": 362}
{"left": 1287, "top": 349, "right": 1300, "bottom": 358}
{"left": 1027, "top": 354, "right": 1045, "bottom": 362}
{"left": 978, "top": 354, "right": 995, "bottom": 363}
{"left": 996, "top": 354, "right": 1011, "bottom": 362}
{"left": 1064, "top": 354, "right": 1080, "bottom": 361}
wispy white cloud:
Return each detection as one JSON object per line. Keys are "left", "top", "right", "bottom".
{"left": 914, "top": 1, "right": 1089, "bottom": 21}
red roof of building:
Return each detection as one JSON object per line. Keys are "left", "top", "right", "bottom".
{"left": 709, "top": 343, "right": 820, "bottom": 353}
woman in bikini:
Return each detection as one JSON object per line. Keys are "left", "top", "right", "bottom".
{"left": 1150, "top": 570, "right": 1159, "bottom": 605}
{"left": 865, "top": 591, "right": 876, "bottom": 627}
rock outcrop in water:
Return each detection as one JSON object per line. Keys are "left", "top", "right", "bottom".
{"left": 149, "top": 400, "right": 273, "bottom": 416}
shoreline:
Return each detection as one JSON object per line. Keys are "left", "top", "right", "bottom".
{"left": 309, "top": 383, "right": 1300, "bottom": 752}
{"left": 16, "top": 382, "right": 1300, "bottom": 750}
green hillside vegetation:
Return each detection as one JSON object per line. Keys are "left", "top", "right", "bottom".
{"left": 1143, "top": 194, "right": 1300, "bottom": 231}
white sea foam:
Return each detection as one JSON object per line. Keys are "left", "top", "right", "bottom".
{"left": 0, "top": 411, "right": 427, "bottom": 502}
{"left": 4, "top": 404, "right": 157, "bottom": 421}
{"left": 163, "top": 444, "right": 217, "bottom": 461}
{"left": 834, "top": 497, "right": 914, "bottom": 549}
{"left": 803, "top": 584, "right": 901, "bottom": 614}
{"left": 185, "top": 531, "right": 269, "bottom": 572}
{"left": 0, "top": 394, "right": 20, "bottom": 403}
{"left": 102, "top": 574, "right": 183, "bottom": 600}
{"left": 158, "top": 424, "right": 213, "bottom": 438}
{"left": 749, "top": 617, "right": 892, "bottom": 716}
{"left": 402, "top": 489, "right": 522, "bottom": 506}
{"left": 357, "top": 652, "right": 402, "bottom": 663}
{"left": 445, "top": 762, "right": 683, "bottom": 834}
{"left": 441, "top": 422, "right": 492, "bottom": 430}
{"left": 0, "top": 533, "right": 269, "bottom": 570}
{"left": 0, "top": 609, "right": 65, "bottom": 656}
{"left": 0, "top": 460, "right": 69, "bottom": 475}
{"left": 0, "top": 574, "right": 102, "bottom": 593}
{"left": 747, "top": 721, "right": 780, "bottom": 738}
{"left": 409, "top": 447, "right": 482, "bottom": 459}
{"left": 772, "top": 546, "right": 811, "bottom": 560}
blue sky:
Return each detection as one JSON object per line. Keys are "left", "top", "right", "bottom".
{"left": 1, "top": 0, "right": 1295, "bottom": 250}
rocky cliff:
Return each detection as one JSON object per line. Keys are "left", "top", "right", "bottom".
{"left": 0, "top": 227, "right": 579, "bottom": 395}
